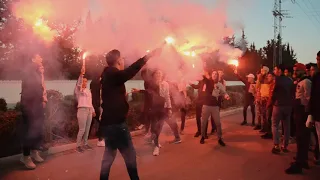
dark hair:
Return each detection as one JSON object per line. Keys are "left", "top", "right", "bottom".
{"left": 212, "top": 70, "right": 220, "bottom": 83}
{"left": 105, "top": 49, "right": 120, "bottom": 66}
{"left": 276, "top": 64, "right": 286, "bottom": 72}
{"left": 306, "top": 63, "right": 312, "bottom": 70}
{"left": 317, "top": 51, "right": 320, "bottom": 57}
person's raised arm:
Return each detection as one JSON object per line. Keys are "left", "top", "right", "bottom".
{"left": 75, "top": 67, "right": 85, "bottom": 96}
{"left": 112, "top": 48, "right": 161, "bottom": 85}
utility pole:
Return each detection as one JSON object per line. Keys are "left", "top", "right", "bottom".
{"left": 272, "top": 0, "right": 291, "bottom": 67}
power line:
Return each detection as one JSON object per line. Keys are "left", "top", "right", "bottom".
{"left": 292, "top": 0, "right": 320, "bottom": 31}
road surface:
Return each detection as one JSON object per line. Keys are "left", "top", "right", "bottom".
{"left": 0, "top": 113, "right": 319, "bottom": 180}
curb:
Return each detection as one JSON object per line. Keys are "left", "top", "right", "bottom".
{"left": 0, "top": 107, "right": 242, "bottom": 164}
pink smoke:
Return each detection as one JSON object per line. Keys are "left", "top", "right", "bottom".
{"left": 12, "top": 0, "right": 244, "bottom": 82}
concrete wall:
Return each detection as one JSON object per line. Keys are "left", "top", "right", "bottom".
{"left": 0, "top": 80, "right": 244, "bottom": 107}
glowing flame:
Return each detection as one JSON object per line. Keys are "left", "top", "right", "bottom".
{"left": 228, "top": 59, "right": 239, "bottom": 67}
{"left": 183, "top": 51, "right": 191, "bottom": 56}
{"left": 13, "top": 2, "right": 55, "bottom": 43}
{"left": 146, "top": 50, "right": 150, "bottom": 53}
{"left": 34, "top": 18, "right": 43, "bottom": 26}
{"left": 183, "top": 51, "right": 196, "bottom": 57}
{"left": 83, "top": 52, "right": 89, "bottom": 59}
{"left": 192, "top": 64, "right": 195, "bottom": 68}
{"left": 165, "top": 36, "right": 175, "bottom": 44}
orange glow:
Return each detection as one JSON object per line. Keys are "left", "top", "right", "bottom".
{"left": 13, "top": 2, "right": 55, "bottom": 42}
{"left": 228, "top": 59, "right": 239, "bottom": 67}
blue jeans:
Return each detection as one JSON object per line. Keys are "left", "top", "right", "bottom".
{"left": 100, "top": 123, "right": 139, "bottom": 180}
{"left": 271, "top": 106, "right": 292, "bottom": 148}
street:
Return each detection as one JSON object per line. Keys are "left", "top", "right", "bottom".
{"left": 0, "top": 113, "right": 319, "bottom": 180}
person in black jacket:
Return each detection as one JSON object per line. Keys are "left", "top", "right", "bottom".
{"left": 234, "top": 70, "right": 256, "bottom": 126}
{"left": 269, "top": 64, "right": 294, "bottom": 154}
{"left": 90, "top": 73, "right": 104, "bottom": 147}
{"left": 20, "top": 54, "right": 47, "bottom": 170}
{"left": 306, "top": 51, "right": 320, "bottom": 165}
{"left": 190, "top": 71, "right": 216, "bottom": 138}
{"left": 132, "top": 68, "right": 152, "bottom": 135}
{"left": 99, "top": 49, "right": 160, "bottom": 180}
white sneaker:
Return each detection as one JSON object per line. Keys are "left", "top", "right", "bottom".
{"left": 20, "top": 156, "right": 36, "bottom": 169}
{"left": 153, "top": 147, "right": 160, "bottom": 156}
{"left": 97, "top": 140, "right": 105, "bottom": 147}
{"left": 31, "top": 150, "right": 44, "bottom": 163}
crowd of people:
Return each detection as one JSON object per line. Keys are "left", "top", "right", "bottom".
{"left": 17, "top": 48, "right": 320, "bottom": 179}
{"left": 236, "top": 52, "right": 320, "bottom": 174}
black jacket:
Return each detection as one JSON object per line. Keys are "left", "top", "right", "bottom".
{"left": 271, "top": 75, "right": 294, "bottom": 107}
{"left": 100, "top": 57, "right": 147, "bottom": 126}
{"left": 190, "top": 78, "right": 206, "bottom": 104}
{"left": 236, "top": 74, "right": 255, "bottom": 103}
{"left": 21, "top": 63, "right": 44, "bottom": 106}
{"left": 310, "top": 72, "right": 320, "bottom": 121}
{"left": 90, "top": 78, "right": 101, "bottom": 109}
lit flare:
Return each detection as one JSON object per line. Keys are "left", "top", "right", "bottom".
{"left": 165, "top": 36, "right": 175, "bottom": 44}
{"left": 228, "top": 59, "right": 239, "bottom": 67}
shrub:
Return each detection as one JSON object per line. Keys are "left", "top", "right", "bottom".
{"left": 0, "top": 98, "right": 7, "bottom": 112}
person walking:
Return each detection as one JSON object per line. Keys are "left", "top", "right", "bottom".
{"left": 20, "top": 54, "right": 47, "bottom": 170}
{"left": 99, "top": 49, "right": 160, "bottom": 180}
{"left": 200, "top": 70, "right": 230, "bottom": 146}
{"left": 190, "top": 71, "right": 216, "bottom": 138}
{"left": 269, "top": 64, "right": 294, "bottom": 154}
{"left": 74, "top": 66, "right": 96, "bottom": 153}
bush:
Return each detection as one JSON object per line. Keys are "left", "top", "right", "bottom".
{"left": 0, "top": 98, "right": 7, "bottom": 112}
{"left": 0, "top": 110, "right": 22, "bottom": 158}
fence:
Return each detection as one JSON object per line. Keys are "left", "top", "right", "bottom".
{"left": 0, "top": 80, "right": 244, "bottom": 107}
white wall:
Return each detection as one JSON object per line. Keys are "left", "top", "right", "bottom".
{"left": 0, "top": 80, "right": 244, "bottom": 106}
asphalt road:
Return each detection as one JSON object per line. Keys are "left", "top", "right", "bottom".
{"left": 0, "top": 113, "right": 319, "bottom": 180}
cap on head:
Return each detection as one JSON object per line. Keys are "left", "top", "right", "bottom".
{"left": 317, "top": 51, "right": 320, "bottom": 57}
{"left": 246, "top": 74, "right": 255, "bottom": 79}
{"left": 295, "top": 63, "right": 306, "bottom": 71}
{"left": 106, "top": 49, "right": 120, "bottom": 66}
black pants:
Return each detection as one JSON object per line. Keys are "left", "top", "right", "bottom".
{"left": 150, "top": 109, "right": 180, "bottom": 147}
{"left": 243, "top": 100, "right": 255, "bottom": 124}
{"left": 195, "top": 103, "right": 216, "bottom": 133}
{"left": 139, "top": 108, "right": 151, "bottom": 133}
{"left": 90, "top": 106, "right": 103, "bottom": 141}
{"left": 21, "top": 103, "right": 45, "bottom": 156}
{"left": 290, "top": 111, "right": 296, "bottom": 137}
{"left": 294, "top": 102, "right": 311, "bottom": 165}
{"left": 100, "top": 123, "right": 139, "bottom": 180}
{"left": 312, "top": 127, "right": 319, "bottom": 160}
{"left": 180, "top": 107, "right": 187, "bottom": 131}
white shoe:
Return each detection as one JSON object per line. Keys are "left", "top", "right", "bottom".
{"left": 31, "top": 150, "right": 44, "bottom": 163}
{"left": 153, "top": 147, "right": 160, "bottom": 156}
{"left": 20, "top": 156, "right": 36, "bottom": 169}
{"left": 97, "top": 140, "right": 105, "bottom": 147}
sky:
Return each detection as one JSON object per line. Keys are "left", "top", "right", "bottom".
{"left": 197, "top": 0, "right": 320, "bottom": 64}
{"left": 89, "top": 0, "right": 320, "bottom": 64}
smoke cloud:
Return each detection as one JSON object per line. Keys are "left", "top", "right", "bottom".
{"left": 10, "top": 0, "right": 246, "bottom": 82}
